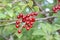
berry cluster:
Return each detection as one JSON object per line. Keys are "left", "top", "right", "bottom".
{"left": 16, "top": 12, "right": 38, "bottom": 34}
{"left": 52, "top": 4, "right": 60, "bottom": 13}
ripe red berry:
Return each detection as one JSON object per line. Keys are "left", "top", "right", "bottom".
{"left": 18, "top": 30, "right": 21, "bottom": 33}
{"left": 52, "top": 7, "right": 58, "bottom": 13}
{"left": 19, "top": 13, "right": 23, "bottom": 18}
{"left": 26, "top": 14, "right": 30, "bottom": 17}
{"left": 22, "top": 16, "right": 26, "bottom": 22}
{"left": 22, "top": 16, "right": 26, "bottom": 19}
{"left": 26, "top": 21, "right": 30, "bottom": 24}
{"left": 29, "top": 25, "right": 33, "bottom": 28}
{"left": 55, "top": 6, "right": 58, "bottom": 10}
{"left": 25, "top": 17, "right": 29, "bottom": 21}
{"left": 17, "top": 15, "right": 20, "bottom": 19}
{"left": 16, "top": 20, "right": 20, "bottom": 24}
{"left": 52, "top": 7, "right": 56, "bottom": 11}
{"left": 34, "top": 12, "right": 38, "bottom": 16}
{"left": 22, "top": 19, "right": 25, "bottom": 22}
{"left": 16, "top": 24, "right": 19, "bottom": 28}
{"left": 30, "top": 17, "right": 35, "bottom": 22}
{"left": 30, "top": 22, "right": 34, "bottom": 25}
{"left": 54, "top": 10, "right": 58, "bottom": 13}
{"left": 30, "top": 12, "right": 34, "bottom": 16}
{"left": 26, "top": 27, "right": 30, "bottom": 31}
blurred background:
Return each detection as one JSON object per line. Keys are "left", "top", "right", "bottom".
{"left": 0, "top": 0, "right": 60, "bottom": 40}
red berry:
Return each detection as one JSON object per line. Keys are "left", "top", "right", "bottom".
{"left": 26, "top": 21, "right": 30, "bottom": 24}
{"left": 29, "top": 25, "right": 33, "bottom": 28}
{"left": 30, "top": 22, "right": 34, "bottom": 25}
{"left": 16, "top": 25, "right": 19, "bottom": 28}
{"left": 17, "top": 15, "right": 20, "bottom": 19}
{"left": 52, "top": 7, "right": 57, "bottom": 13}
{"left": 30, "top": 17, "right": 35, "bottom": 22}
{"left": 26, "top": 27, "right": 30, "bottom": 31}
{"left": 54, "top": 10, "right": 58, "bottom": 13}
{"left": 16, "top": 20, "right": 20, "bottom": 24}
{"left": 25, "top": 24, "right": 30, "bottom": 30}
{"left": 52, "top": 7, "right": 56, "bottom": 10}
{"left": 22, "top": 19, "right": 25, "bottom": 22}
{"left": 19, "top": 13, "right": 23, "bottom": 18}
{"left": 30, "top": 12, "right": 38, "bottom": 16}
{"left": 34, "top": 12, "right": 38, "bottom": 16}
{"left": 22, "top": 16, "right": 26, "bottom": 22}
{"left": 18, "top": 30, "right": 21, "bottom": 33}
{"left": 22, "top": 16, "right": 26, "bottom": 19}
{"left": 25, "top": 17, "right": 29, "bottom": 21}
{"left": 26, "top": 14, "right": 30, "bottom": 17}
{"left": 55, "top": 6, "right": 58, "bottom": 10}
{"left": 30, "top": 12, "right": 34, "bottom": 16}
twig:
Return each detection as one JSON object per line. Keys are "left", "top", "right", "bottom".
{"left": 36, "top": 16, "right": 56, "bottom": 21}
{"left": 0, "top": 22, "right": 15, "bottom": 26}
{"left": 0, "top": 16, "right": 56, "bottom": 26}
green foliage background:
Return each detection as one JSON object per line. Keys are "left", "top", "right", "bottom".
{"left": 0, "top": 0, "right": 60, "bottom": 40}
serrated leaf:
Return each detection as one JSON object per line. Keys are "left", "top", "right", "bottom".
{"left": 7, "top": 10, "right": 14, "bottom": 17}
{"left": 28, "top": 1, "right": 33, "bottom": 8}
{"left": 7, "top": 3, "right": 12, "bottom": 7}
{"left": 32, "top": 29, "right": 45, "bottom": 35}
{"left": 53, "top": 24, "right": 60, "bottom": 31}
{"left": 15, "top": 32, "right": 23, "bottom": 38}
{"left": 54, "top": 32, "right": 60, "bottom": 40}
{"left": 2, "top": 25, "right": 15, "bottom": 36}
{"left": 40, "top": 23, "right": 48, "bottom": 34}
{"left": 0, "top": 14, "right": 6, "bottom": 19}
{"left": 18, "top": 2, "right": 25, "bottom": 5}
{"left": 22, "top": 4, "right": 27, "bottom": 11}
{"left": 45, "top": 23, "right": 52, "bottom": 32}
{"left": 33, "top": 6, "right": 39, "bottom": 12}
{"left": 14, "top": 6, "right": 21, "bottom": 13}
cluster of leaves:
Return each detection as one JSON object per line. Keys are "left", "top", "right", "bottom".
{"left": 0, "top": 0, "right": 60, "bottom": 40}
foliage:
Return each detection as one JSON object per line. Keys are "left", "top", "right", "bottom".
{"left": 0, "top": 0, "right": 60, "bottom": 40}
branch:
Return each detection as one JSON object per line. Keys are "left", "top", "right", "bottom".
{"left": 36, "top": 16, "right": 56, "bottom": 21}
{"left": 0, "top": 16, "right": 56, "bottom": 26}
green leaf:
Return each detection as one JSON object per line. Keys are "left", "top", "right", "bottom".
{"left": 40, "top": 23, "right": 48, "bottom": 34}
{"left": 32, "top": 23, "right": 47, "bottom": 35}
{"left": 33, "top": 6, "right": 39, "bottom": 12}
{"left": 15, "top": 32, "right": 23, "bottom": 38}
{"left": 14, "top": 6, "right": 21, "bottom": 13}
{"left": 32, "top": 29, "right": 45, "bottom": 35}
{"left": 28, "top": 0, "right": 33, "bottom": 8}
{"left": 22, "top": 4, "right": 28, "bottom": 11}
{"left": 0, "top": 14, "right": 6, "bottom": 19}
{"left": 2, "top": 25, "right": 15, "bottom": 36}
{"left": 18, "top": 2, "right": 25, "bottom": 5}
{"left": 53, "top": 24, "right": 60, "bottom": 31}
{"left": 44, "top": 23, "right": 52, "bottom": 32}
{"left": 7, "top": 3, "right": 12, "bottom": 7}
{"left": 7, "top": 10, "right": 14, "bottom": 17}
{"left": 54, "top": 32, "right": 60, "bottom": 40}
